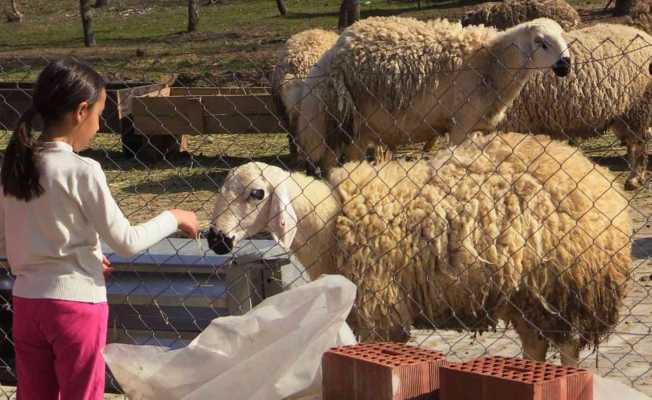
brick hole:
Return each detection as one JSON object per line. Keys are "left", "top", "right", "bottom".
{"left": 380, "top": 348, "right": 403, "bottom": 357}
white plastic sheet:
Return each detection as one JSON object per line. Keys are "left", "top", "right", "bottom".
{"left": 103, "top": 275, "right": 357, "bottom": 400}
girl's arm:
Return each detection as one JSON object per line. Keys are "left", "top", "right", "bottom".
{"left": 81, "top": 162, "right": 197, "bottom": 257}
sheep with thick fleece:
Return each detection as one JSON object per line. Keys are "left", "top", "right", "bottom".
{"left": 460, "top": 0, "right": 581, "bottom": 31}
{"left": 296, "top": 17, "right": 571, "bottom": 174}
{"left": 207, "top": 132, "right": 631, "bottom": 366}
{"left": 491, "top": 23, "right": 652, "bottom": 190}
{"left": 271, "top": 29, "right": 339, "bottom": 159}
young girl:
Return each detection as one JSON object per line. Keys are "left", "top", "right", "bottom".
{"left": 0, "top": 59, "right": 199, "bottom": 400}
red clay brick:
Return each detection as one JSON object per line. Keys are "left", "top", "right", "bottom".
{"left": 322, "top": 342, "right": 447, "bottom": 400}
{"left": 439, "top": 356, "right": 593, "bottom": 400}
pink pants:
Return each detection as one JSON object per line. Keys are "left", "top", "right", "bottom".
{"left": 12, "top": 296, "right": 108, "bottom": 400}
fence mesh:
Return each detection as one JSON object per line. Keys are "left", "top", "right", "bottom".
{"left": 1, "top": 14, "right": 652, "bottom": 399}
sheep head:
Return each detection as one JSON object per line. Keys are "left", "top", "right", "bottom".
{"left": 208, "top": 162, "right": 298, "bottom": 254}
{"left": 499, "top": 18, "right": 571, "bottom": 77}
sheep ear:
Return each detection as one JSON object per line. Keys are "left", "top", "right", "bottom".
{"left": 268, "top": 182, "right": 298, "bottom": 250}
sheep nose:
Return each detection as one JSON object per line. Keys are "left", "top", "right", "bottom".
{"left": 207, "top": 228, "right": 234, "bottom": 255}
{"left": 553, "top": 57, "right": 571, "bottom": 77}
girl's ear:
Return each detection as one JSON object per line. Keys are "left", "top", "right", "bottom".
{"left": 74, "top": 101, "right": 90, "bottom": 124}
{"left": 267, "top": 181, "right": 298, "bottom": 250}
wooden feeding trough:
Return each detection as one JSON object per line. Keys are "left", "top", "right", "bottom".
{"left": 130, "top": 87, "right": 284, "bottom": 163}
{"left": 0, "top": 81, "right": 166, "bottom": 134}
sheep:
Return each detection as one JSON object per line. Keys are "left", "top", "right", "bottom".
{"left": 271, "top": 29, "right": 339, "bottom": 161}
{"left": 207, "top": 132, "right": 632, "bottom": 367}
{"left": 460, "top": 0, "right": 581, "bottom": 31}
{"left": 490, "top": 23, "right": 652, "bottom": 190}
{"left": 295, "top": 17, "right": 572, "bottom": 175}
{"left": 627, "top": 0, "right": 652, "bottom": 36}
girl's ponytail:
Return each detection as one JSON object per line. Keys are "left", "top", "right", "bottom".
{"left": 2, "top": 106, "right": 44, "bottom": 201}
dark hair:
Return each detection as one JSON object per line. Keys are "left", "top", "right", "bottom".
{"left": 1, "top": 58, "right": 106, "bottom": 201}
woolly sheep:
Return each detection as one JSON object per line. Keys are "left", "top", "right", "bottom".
{"left": 491, "top": 23, "right": 652, "bottom": 190}
{"left": 207, "top": 132, "right": 631, "bottom": 367}
{"left": 271, "top": 29, "right": 339, "bottom": 160}
{"left": 627, "top": 0, "right": 652, "bottom": 36}
{"left": 460, "top": 0, "right": 581, "bottom": 31}
{"left": 296, "top": 17, "right": 572, "bottom": 175}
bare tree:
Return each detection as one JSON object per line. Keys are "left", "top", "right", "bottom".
{"left": 6, "top": 0, "right": 23, "bottom": 23}
{"left": 338, "top": 0, "right": 360, "bottom": 31}
{"left": 94, "top": 0, "right": 109, "bottom": 8}
{"left": 80, "top": 0, "right": 96, "bottom": 47}
{"left": 188, "top": 0, "right": 199, "bottom": 32}
{"left": 275, "top": 0, "right": 287, "bottom": 16}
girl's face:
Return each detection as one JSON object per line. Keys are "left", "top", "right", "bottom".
{"left": 70, "top": 88, "right": 106, "bottom": 151}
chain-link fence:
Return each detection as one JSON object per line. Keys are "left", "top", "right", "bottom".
{"left": 2, "top": 13, "right": 652, "bottom": 399}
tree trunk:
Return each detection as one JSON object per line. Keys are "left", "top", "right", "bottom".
{"left": 338, "top": 0, "right": 348, "bottom": 31}
{"left": 80, "top": 0, "right": 96, "bottom": 47}
{"left": 338, "top": 0, "right": 360, "bottom": 30}
{"left": 613, "top": 0, "right": 634, "bottom": 16}
{"left": 6, "top": 0, "right": 23, "bottom": 23}
{"left": 347, "top": 0, "right": 360, "bottom": 26}
{"left": 275, "top": 0, "right": 287, "bottom": 16}
{"left": 94, "top": 0, "right": 109, "bottom": 8}
{"left": 188, "top": 0, "right": 199, "bottom": 32}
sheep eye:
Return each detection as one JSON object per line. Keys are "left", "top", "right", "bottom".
{"left": 250, "top": 189, "right": 265, "bottom": 200}
{"left": 535, "top": 37, "right": 548, "bottom": 50}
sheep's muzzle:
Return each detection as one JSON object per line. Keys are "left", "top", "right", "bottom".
{"left": 207, "top": 228, "right": 234, "bottom": 254}
{"left": 552, "top": 57, "right": 571, "bottom": 77}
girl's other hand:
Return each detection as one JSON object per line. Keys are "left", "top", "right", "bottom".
{"left": 170, "top": 209, "right": 199, "bottom": 239}
{"left": 102, "top": 255, "right": 113, "bottom": 279}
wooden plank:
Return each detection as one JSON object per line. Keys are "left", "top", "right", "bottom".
{"left": 203, "top": 114, "right": 282, "bottom": 134}
{"left": 113, "top": 83, "right": 168, "bottom": 120}
{"left": 132, "top": 96, "right": 204, "bottom": 135}
{"left": 132, "top": 93, "right": 283, "bottom": 135}
{"left": 169, "top": 87, "right": 271, "bottom": 96}
{"left": 201, "top": 94, "right": 274, "bottom": 115}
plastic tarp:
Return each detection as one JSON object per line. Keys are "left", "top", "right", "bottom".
{"left": 103, "top": 275, "right": 357, "bottom": 400}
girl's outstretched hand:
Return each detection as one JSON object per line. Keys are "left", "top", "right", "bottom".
{"left": 170, "top": 209, "right": 199, "bottom": 239}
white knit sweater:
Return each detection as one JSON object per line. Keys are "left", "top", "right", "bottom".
{"left": 0, "top": 141, "right": 178, "bottom": 303}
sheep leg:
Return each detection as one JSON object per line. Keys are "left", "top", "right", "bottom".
{"left": 423, "top": 137, "right": 438, "bottom": 153}
{"left": 422, "top": 129, "right": 442, "bottom": 153}
{"left": 556, "top": 338, "right": 581, "bottom": 367}
{"left": 512, "top": 317, "right": 548, "bottom": 362}
{"left": 624, "top": 137, "right": 648, "bottom": 191}
{"left": 318, "top": 147, "right": 341, "bottom": 177}
{"left": 371, "top": 144, "right": 393, "bottom": 164}
{"left": 448, "top": 126, "right": 468, "bottom": 146}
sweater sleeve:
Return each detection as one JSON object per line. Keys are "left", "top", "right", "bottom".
{"left": 80, "top": 162, "right": 179, "bottom": 258}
